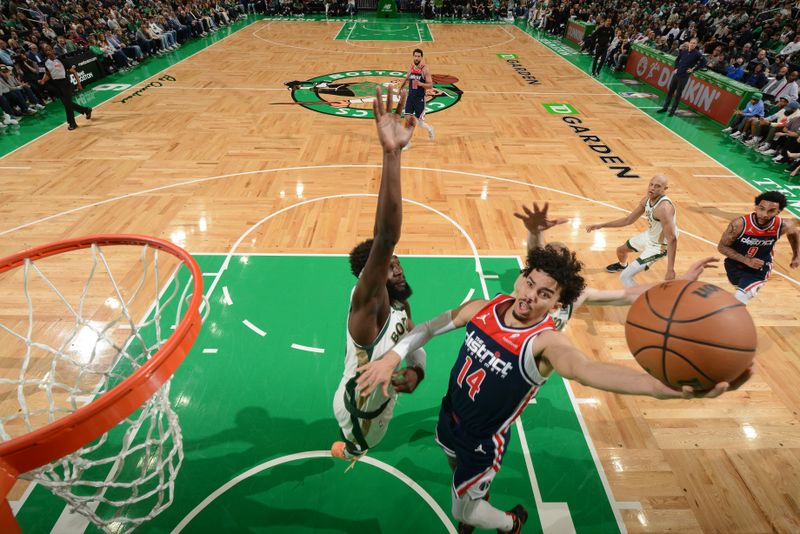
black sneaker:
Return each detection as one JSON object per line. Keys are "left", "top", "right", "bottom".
{"left": 498, "top": 504, "right": 528, "bottom": 534}
{"left": 457, "top": 523, "right": 475, "bottom": 534}
{"left": 68, "top": 124, "right": 78, "bottom": 131}
{"left": 606, "top": 262, "right": 627, "bottom": 273}
{"left": 656, "top": 108, "right": 667, "bottom": 113}
{"left": 85, "top": 108, "right": 92, "bottom": 120}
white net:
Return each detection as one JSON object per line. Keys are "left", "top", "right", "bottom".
{"left": 0, "top": 241, "right": 202, "bottom": 533}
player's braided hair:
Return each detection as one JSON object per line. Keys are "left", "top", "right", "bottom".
{"left": 349, "top": 239, "right": 374, "bottom": 278}
{"left": 522, "top": 245, "right": 586, "bottom": 307}
{"left": 755, "top": 190, "right": 787, "bottom": 211}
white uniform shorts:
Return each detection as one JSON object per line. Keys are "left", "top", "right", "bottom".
{"left": 626, "top": 231, "right": 668, "bottom": 265}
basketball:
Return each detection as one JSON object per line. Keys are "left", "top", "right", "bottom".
{"left": 625, "top": 280, "right": 756, "bottom": 391}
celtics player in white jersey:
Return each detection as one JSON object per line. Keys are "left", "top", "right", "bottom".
{"left": 515, "top": 201, "right": 715, "bottom": 331}
{"left": 586, "top": 175, "right": 679, "bottom": 287}
{"left": 331, "top": 86, "right": 426, "bottom": 463}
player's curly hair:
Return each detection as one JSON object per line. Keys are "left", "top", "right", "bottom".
{"left": 349, "top": 239, "right": 374, "bottom": 278}
{"left": 755, "top": 190, "right": 787, "bottom": 210}
{"left": 522, "top": 245, "right": 586, "bottom": 307}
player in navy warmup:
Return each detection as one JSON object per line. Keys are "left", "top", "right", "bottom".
{"left": 356, "top": 245, "right": 745, "bottom": 533}
{"left": 718, "top": 190, "right": 799, "bottom": 304}
{"left": 399, "top": 48, "right": 435, "bottom": 150}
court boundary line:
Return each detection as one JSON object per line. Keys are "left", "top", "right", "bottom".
{"left": 3, "top": 163, "right": 796, "bottom": 286}
{"left": 170, "top": 451, "right": 457, "bottom": 533}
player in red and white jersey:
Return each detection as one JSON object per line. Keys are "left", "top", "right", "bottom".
{"left": 718, "top": 190, "right": 800, "bottom": 304}
{"left": 356, "top": 244, "right": 745, "bottom": 534}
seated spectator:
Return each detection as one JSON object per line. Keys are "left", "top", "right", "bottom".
{"left": 746, "top": 49, "right": 770, "bottom": 73}
{"left": 726, "top": 57, "right": 746, "bottom": 81}
{"left": 0, "top": 64, "right": 43, "bottom": 110}
{"left": 767, "top": 114, "right": 800, "bottom": 165}
{"left": 750, "top": 99, "right": 800, "bottom": 152}
{"left": 780, "top": 35, "right": 800, "bottom": 57}
{"left": 745, "top": 63, "right": 768, "bottom": 89}
{"left": 53, "top": 35, "right": 77, "bottom": 57}
{"left": 706, "top": 45, "right": 728, "bottom": 74}
{"left": 722, "top": 92, "right": 765, "bottom": 135}
{"left": 0, "top": 40, "right": 14, "bottom": 67}
{"left": 769, "top": 55, "right": 787, "bottom": 77}
{"left": 774, "top": 71, "right": 800, "bottom": 103}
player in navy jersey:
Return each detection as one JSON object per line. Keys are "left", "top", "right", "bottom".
{"left": 355, "top": 246, "right": 745, "bottom": 534}
{"left": 718, "top": 190, "right": 800, "bottom": 304}
{"left": 398, "top": 48, "right": 435, "bottom": 150}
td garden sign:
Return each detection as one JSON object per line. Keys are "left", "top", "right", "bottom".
{"left": 285, "top": 70, "right": 462, "bottom": 119}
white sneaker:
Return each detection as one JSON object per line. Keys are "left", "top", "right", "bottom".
{"left": 35, "top": 104, "right": 44, "bottom": 110}
{"left": 744, "top": 137, "right": 759, "bottom": 146}
{"left": 402, "top": 142, "right": 412, "bottom": 151}
{"left": 4, "top": 115, "right": 18, "bottom": 125}
{"left": 721, "top": 126, "right": 733, "bottom": 133}
{"left": 730, "top": 131, "right": 742, "bottom": 138}
{"left": 762, "top": 149, "right": 777, "bottom": 156}
{"left": 758, "top": 143, "right": 771, "bottom": 151}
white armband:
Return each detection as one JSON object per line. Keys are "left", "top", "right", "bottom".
{"left": 394, "top": 310, "right": 456, "bottom": 360}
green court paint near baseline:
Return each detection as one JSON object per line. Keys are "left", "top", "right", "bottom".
{"left": 15, "top": 255, "right": 619, "bottom": 533}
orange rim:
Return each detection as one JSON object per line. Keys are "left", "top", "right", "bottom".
{"left": 0, "top": 235, "right": 203, "bottom": 513}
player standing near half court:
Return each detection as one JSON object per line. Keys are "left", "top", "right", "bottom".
{"left": 399, "top": 48, "right": 435, "bottom": 150}
{"left": 718, "top": 190, "right": 800, "bottom": 304}
{"left": 330, "top": 86, "right": 427, "bottom": 463}
{"left": 586, "top": 175, "right": 678, "bottom": 287}
{"left": 355, "top": 244, "right": 745, "bottom": 534}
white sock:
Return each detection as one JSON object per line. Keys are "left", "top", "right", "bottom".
{"left": 619, "top": 261, "right": 648, "bottom": 288}
{"left": 452, "top": 492, "right": 513, "bottom": 530}
{"left": 419, "top": 120, "right": 433, "bottom": 133}
{"left": 734, "top": 289, "right": 753, "bottom": 304}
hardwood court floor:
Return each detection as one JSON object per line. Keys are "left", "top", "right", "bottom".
{"left": 2, "top": 16, "right": 799, "bottom": 533}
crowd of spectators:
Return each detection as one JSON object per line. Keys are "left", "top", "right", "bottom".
{"left": 0, "top": 0, "right": 255, "bottom": 132}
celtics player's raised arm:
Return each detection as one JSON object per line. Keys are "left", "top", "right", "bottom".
{"left": 349, "top": 87, "right": 413, "bottom": 339}
{"left": 355, "top": 299, "right": 488, "bottom": 397}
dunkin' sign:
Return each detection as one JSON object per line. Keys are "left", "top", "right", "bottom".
{"left": 566, "top": 21, "right": 587, "bottom": 45}
{"left": 625, "top": 49, "right": 745, "bottom": 123}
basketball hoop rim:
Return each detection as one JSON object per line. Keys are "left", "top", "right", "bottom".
{"left": 0, "top": 234, "right": 203, "bottom": 483}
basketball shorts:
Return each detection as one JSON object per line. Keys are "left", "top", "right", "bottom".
{"left": 724, "top": 258, "right": 770, "bottom": 296}
{"left": 435, "top": 406, "right": 508, "bottom": 500}
{"left": 626, "top": 231, "right": 667, "bottom": 265}
{"left": 404, "top": 96, "right": 426, "bottom": 119}
{"left": 333, "top": 375, "right": 396, "bottom": 456}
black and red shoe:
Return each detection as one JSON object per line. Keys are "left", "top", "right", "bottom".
{"left": 499, "top": 504, "right": 528, "bottom": 533}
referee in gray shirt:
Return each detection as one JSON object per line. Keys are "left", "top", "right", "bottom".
{"left": 39, "top": 45, "right": 92, "bottom": 131}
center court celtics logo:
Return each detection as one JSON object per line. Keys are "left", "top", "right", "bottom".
{"left": 284, "top": 70, "right": 462, "bottom": 119}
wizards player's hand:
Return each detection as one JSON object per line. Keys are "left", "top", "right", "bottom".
{"left": 357, "top": 351, "right": 402, "bottom": 397}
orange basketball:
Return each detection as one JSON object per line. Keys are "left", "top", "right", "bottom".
{"left": 625, "top": 280, "right": 756, "bottom": 391}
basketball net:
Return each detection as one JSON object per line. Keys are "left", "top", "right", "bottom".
{"left": 0, "top": 236, "right": 205, "bottom": 533}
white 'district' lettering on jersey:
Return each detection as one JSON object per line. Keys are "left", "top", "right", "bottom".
{"left": 465, "top": 330, "right": 513, "bottom": 378}
{"left": 739, "top": 236, "right": 775, "bottom": 246}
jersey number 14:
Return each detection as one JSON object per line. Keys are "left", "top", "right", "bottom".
{"left": 456, "top": 356, "right": 486, "bottom": 400}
